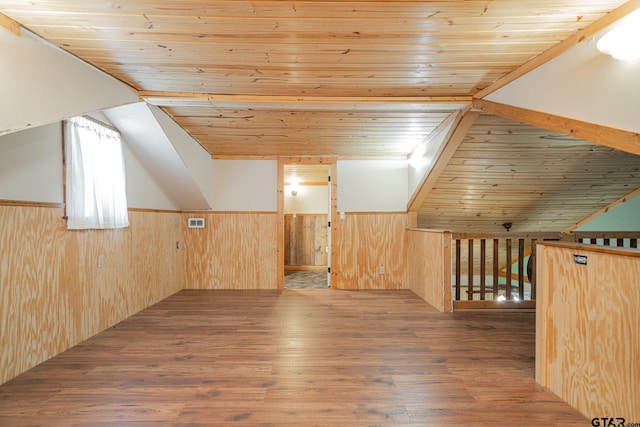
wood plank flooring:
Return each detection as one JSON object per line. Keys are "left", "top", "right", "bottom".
{"left": 0, "top": 290, "right": 588, "bottom": 426}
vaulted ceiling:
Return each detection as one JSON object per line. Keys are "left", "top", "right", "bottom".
{"left": 1, "top": 0, "right": 639, "bottom": 232}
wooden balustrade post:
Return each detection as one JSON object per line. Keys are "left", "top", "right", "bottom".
{"left": 480, "top": 239, "right": 486, "bottom": 300}
{"left": 455, "top": 240, "right": 461, "bottom": 301}
{"left": 505, "top": 239, "right": 512, "bottom": 300}
{"left": 467, "top": 239, "right": 474, "bottom": 301}
{"left": 447, "top": 231, "right": 638, "bottom": 309}
{"left": 518, "top": 239, "right": 525, "bottom": 300}
{"left": 493, "top": 239, "right": 499, "bottom": 300}
{"left": 530, "top": 239, "right": 537, "bottom": 301}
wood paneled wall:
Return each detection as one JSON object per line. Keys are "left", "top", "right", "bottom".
{"left": 182, "top": 212, "right": 278, "bottom": 289}
{"left": 0, "top": 206, "right": 184, "bottom": 385}
{"left": 284, "top": 214, "right": 327, "bottom": 267}
{"left": 536, "top": 242, "right": 639, "bottom": 421}
{"left": 333, "top": 212, "right": 407, "bottom": 290}
{"left": 405, "top": 229, "right": 451, "bottom": 312}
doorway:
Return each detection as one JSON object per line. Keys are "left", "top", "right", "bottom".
{"left": 279, "top": 160, "right": 335, "bottom": 289}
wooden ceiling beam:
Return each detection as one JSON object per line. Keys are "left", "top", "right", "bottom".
{"left": 140, "top": 91, "right": 472, "bottom": 107}
{"left": 473, "top": 99, "right": 640, "bottom": 156}
{"left": 0, "top": 13, "right": 21, "bottom": 36}
{"left": 407, "top": 108, "right": 479, "bottom": 212}
{"left": 475, "top": 0, "right": 640, "bottom": 99}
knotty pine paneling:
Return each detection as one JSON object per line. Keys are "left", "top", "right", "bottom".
{"left": 284, "top": 214, "right": 327, "bottom": 267}
{"left": 333, "top": 213, "right": 407, "bottom": 290}
{"left": 0, "top": 206, "right": 184, "bottom": 385}
{"left": 182, "top": 212, "right": 278, "bottom": 289}
{"left": 3, "top": 0, "right": 626, "bottom": 160}
{"left": 418, "top": 113, "right": 640, "bottom": 232}
{"left": 3, "top": 0, "right": 623, "bottom": 99}
{"left": 405, "top": 229, "right": 451, "bottom": 312}
{"left": 536, "top": 242, "right": 639, "bottom": 420}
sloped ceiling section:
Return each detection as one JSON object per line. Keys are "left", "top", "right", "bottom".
{"left": 0, "top": 28, "right": 138, "bottom": 136}
{"left": 417, "top": 114, "right": 640, "bottom": 232}
{"left": 0, "top": 21, "right": 212, "bottom": 211}
{"left": 440, "top": 8, "right": 640, "bottom": 233}
{"left": 148, "top": 104, "right": 213, "bottom": 208}
{"left": 484, "top": 24, "right": 640, "bottom": 136}
{"left": 103, "top": 102, "right": 212, "bottom": 211}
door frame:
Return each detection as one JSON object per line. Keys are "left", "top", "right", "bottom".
{"left": 277, "top": 157, "right": 337, "bottom": 289}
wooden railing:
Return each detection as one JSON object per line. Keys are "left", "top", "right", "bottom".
{"left": 451, "top": 231, "right": 640, "bottom": 309}
{"left": 451, "top": 232, "right": 561, "bottom": 309}
{"left": 569, "top": 231, "right": 640, "bottom": 248}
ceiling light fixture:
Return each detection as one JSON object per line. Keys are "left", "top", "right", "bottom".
{"left": 596, "top": 9, "right": 640, "bottom": 61}
{"left": 288, "top": 177, "right": 299, "bottom": 196}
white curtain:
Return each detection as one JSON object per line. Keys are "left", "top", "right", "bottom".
{"left": 66, "top": 116, "right": 129, "bottom": 229}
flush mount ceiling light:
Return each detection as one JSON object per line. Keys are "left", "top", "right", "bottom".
{"left": 288, "top": 177, "right": 299, "bottom": 196}
{"left": 597, "top": 9, "right": 640, "bottom": 61}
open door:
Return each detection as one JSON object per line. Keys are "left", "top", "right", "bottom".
{"left": 278, "top": 159, "right": 336, "bottom": 289}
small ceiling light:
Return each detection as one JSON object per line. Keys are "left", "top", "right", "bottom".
{"left": 288, "top": 177, "right": 299, "bottom": 196}
{"left": 597, "top": 9, "right": 640, "bottom": 61}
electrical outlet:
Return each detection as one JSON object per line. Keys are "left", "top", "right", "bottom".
{"left": 379, "top": 265, "right": 385, "bottom": 275}
{"left": 98, "top": 254, "right": 105, "bottom": 268}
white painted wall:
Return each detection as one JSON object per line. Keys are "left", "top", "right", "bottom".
{"left": 0, "top": 29, "right": 138, "bottom": 136}
{"left": 0, "top": 123, "right": 63, "bottom": 203}
{"left": 337, "top": 160, "right": 408, "bottom": 212}
{"left": 104, "top": 103, "right": 211, "bottom": 210}
{"left": 284, "top": 186, "right": 329, "bottom": 214}
{"left": 486, "top": 31, "right": 640, "bottom": 134}
{"left": 122, "top": 143, "right": 178, "bottom": 210}
{"left": 211, "top": 160, "right": 277, "bottom": 211}
{"left": 0, "top": 121, "right": 178, "bottom": 210}
{"left": 407, "top": 119, "right": 455, "bottom": 201}
{"left": 148, "top": 105, "right": 213, "bottom": 207}
{"left": 84, "top": 110, "right": 178, "bottom": 210}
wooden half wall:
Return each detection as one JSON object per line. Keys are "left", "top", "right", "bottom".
{"left": 333, "top": 212, "right": 408, "bottom": 290}
{"left": 536, "top": 241, "right": 639, "bottom": 421}
{"left": 405, "top": 228, "right": 452, "bottom": 312}
{"left": 182, "top": 212, "right": 279, "bottom": 289}
{"left": 183, "top": 211, "right": 411, "bottom": 290}
{"left": 0, "top": 205, "right": 185, "bottom": 385}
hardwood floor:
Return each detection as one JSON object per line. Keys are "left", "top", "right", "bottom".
{"left": 0, "top": 290, "right": 588, "bottom": 426}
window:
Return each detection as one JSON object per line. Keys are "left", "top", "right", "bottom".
{"left": 65, "top": 116, "right": 129, "bottom": 229}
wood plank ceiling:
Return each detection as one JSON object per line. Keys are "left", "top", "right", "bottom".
{"left": 2, "top": 0, "right": 638, "bottom": 231}
{"left": 418, "top": 113, "right": 640, "bottom": 232}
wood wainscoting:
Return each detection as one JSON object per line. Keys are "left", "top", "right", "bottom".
{"left": 536, "top": 241, "right": 640, "bottom": 421}
{"left": 333, "top": 212, "right": 408, "bottom": 290}
{"left": 0, "top": 205, "right": 184, "bottom": 385}
{"left": 405, "top": 228, "right": 451, "bottom": 312}
{"left": 182, "top": 212, "right": 279, "bottom": 289}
